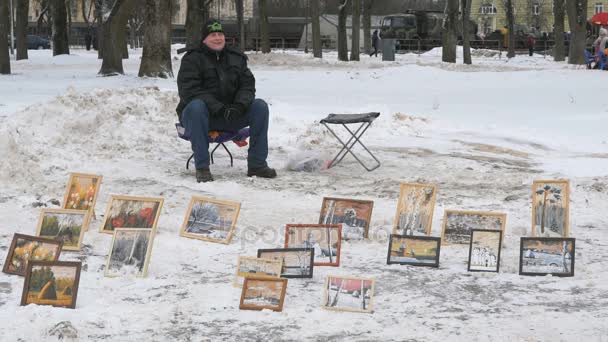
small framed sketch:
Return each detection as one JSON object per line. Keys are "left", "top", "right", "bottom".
{"left": 234, "top": 256, "right": 283, "bottom": 287}
{"left": 468, "top": 229, "right": 503, "bottom": 273}
{"left": 105, "top": 228, "right": 155, "bottom": 278}
{"left": 36, "top": 209, "right": 89, "bottom": 251}
{"left": 393, "top": 182, "right": 437, "bottom": 236}
{"left": 519, "top": 237, "right": 575, "bottom": 277}
{"left": 532, "top": 180, "right": 570, "bottom": 237}
{"left": 239, "top": 277, "right": 288, "bottom": 312}
{"left": 318, "top": 197, "right": 374, "bottom": 240}
{"left": 441, "top": 210, "right": 506, "bottom": 245}
{"left": 21, "top": 261, "right": 82, "bottom": 309}
{"left": 100, "top": 195, "right": 163, "bottom": 234}
{"left": 322, "top": 275, "right": 375, "bottom": 313}
{"left": 257, "top": 248, "right": 315, "bottom": 278}
{"left": 62, "top": 173, "right": 103, "bottom": 226}
{"left": 387, "top": 235, "right": 441, "bottom": 267}
{"left": 180, "top": 196, "right": 241, "bottom": 244}
{"left": 2, "top": 234, "right": 63, "bottom": 276}
{"left": 285, "top": 224, "right": 342, "bottom": 267}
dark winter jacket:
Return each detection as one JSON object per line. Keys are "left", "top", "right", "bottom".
{"left": 372, "top": 31, "right": 380, "bottom": 48}
{"left": 176, "top": 45, "right": 256, "bottom": 121}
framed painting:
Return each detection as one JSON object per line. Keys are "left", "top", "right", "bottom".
{"left": 239, "top": 277, "right": 288, "bottom": 312}
{"left": 100, "top": 195, "right": 163, "bottom": 234}
{"left": 386, "top": 235, "right": 441, "bottom": 267}
{"left": 519, "top": 237, "right": 575, "bottom": 277}
{"left": 468, "top": 229, "right": 503, "bottom": 273}
{"left": 234, "top": 256, "right": 283, "bottom": 287}
{"left": 441, "top": 210, "right": 506, "bottom": 245}
{"left": 180, "top": 196, "right": 241, "bottom": 244}
{"left": 322, "top": 275, "right": 375, "bottom": 313}
{"left": 393, "top": 183, "right": 437, "bottom": 236}
{"left": 531, "top": 180, "right": 570, "bottom": 237}
{"left": 35, "top": 209, "right": 89, "bottom": 251}
{"left": 21, "top": 261, "right": 82, "bottom": 309}
{"left": 105, "top": 228, "right": 155, "bottom": 278}
{"left": 284, "top": 224, "right": 342, "bottom": 267}
{"left": 257, "top": 248, "right": 315, "bottom": 278}
{"left": 2, "top": 234, "right": 63, "bottom": 276}
{"left": 62, "top": 173, "right": 103, "bottom": 229}
{"left": 318, "top": 197, "right": 374, "bottom": 240}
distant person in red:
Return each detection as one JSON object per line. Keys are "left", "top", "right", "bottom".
{"left": 526, "top": 33, "right": 536, "bottom": 57}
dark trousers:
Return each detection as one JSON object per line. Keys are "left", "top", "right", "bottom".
{"left": 181, "top": 98, "right": 270, "bottom": 169}
{"left": 370, "top": 46, "right": 378, "bottom": 57}
{"left": 528, "top": 47, "right": 534, "bottom": 56}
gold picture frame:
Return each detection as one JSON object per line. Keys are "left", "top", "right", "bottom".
{"left": 441, "top": 210, "right": 507, "bottom": 245}
{"left": 35, "top": 208, "right": 90, "bottom": 251}
{"left": 239, "top": 277, "right": 288, "bottom": 312}
{"left": 233, "top": 256, "right": 283, "bottom": 287}
{"left": 180, "top": 196, "right": 241, "bottom": 244}
{"left": 105, "top": 228, "right": 156, "bottom": 278}
{"left": 99, "top": 195, "right": 164, "bottom": 235}
{"left": 61, "top": 173, "right": 103, "bottom": 229}
{"left": 393, "top": 182, "right": 438, "bottom": 236}
{"left": 531, "top": 180, "right": 570, "bottom": 237}
{"left": 322, "top": 275, "right": 375, "bottom": 313}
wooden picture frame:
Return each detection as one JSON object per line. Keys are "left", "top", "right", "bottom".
{"left": 467, "top": 229, "right": 503, "bottom": 273}
{"left": 62, "top": 172, "right": 103, "bottom": 229}
{"left": 20, "top": 261, "right": 82, "bottom": 309}
{"left": 105, "top": 228, "right": 156, "bottom": 278}
{"left": 2, "top": 233, "right": 63, "bottom": 276}
{"left": 257, "top": 248, "right": 315, "bottom": 278}
{"left": 519, "top": 237, "right": 575, "bottom": 277}
{"left": 284, "top": 224, "right": 342, "bottom": 267}
{"left": 531, "top": 180, "right": 570, "bottom": 237}
{"left": 322, "top": 275, "right": 375, "bottom": 313}
{"left": 234, "top": 256, "right": 283, "bottom": 287}
{"left": 100, "top": 195, "right": 164, "bottom": 235}
{"left": 386, "top": 235, "right": 441, "bottom": 267}
{"left": 180, "top": 196, "right": 241, "bottom": 244}
{"left": 318, "top": 197, "right": 374, "bottom": 240}
{"left": 441, "top": 210, "right": 507, "bottom": 245}
{"left": 35, "top": 209, "right": 89, "bottom": 251}
{"left": 239, "top": 277, "right": 288, "bottom": 312}
{"left": 393, "top": 182, "right": 438, "bottom": 236}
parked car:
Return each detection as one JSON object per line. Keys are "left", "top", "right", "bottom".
{"left": 6, "top": 35, "right": 50, "bottom": 50}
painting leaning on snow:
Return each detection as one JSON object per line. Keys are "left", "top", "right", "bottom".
{"left": 100, "top": 195, "right": 163, "bottom": 234}
{"left": 322, "top": 276, "right": 375, "bottom": 313}
{"left": 105, "top": 228, "right": 155, "bottom": 277}
{"left": 393, "top": 183, "right": 437, "bottom": 236}
{"left": 519, "top": 237, "right": 575, "bottom": 277}
{"left": 180, "top": 196, "right": 240, "bottom": 244}
{"left": 36, "top": 209, "right": 89, "bottom": 251}
{"left": 441, "top": 210, "right": 506, "bottom": 245}
{"left": 387, "top": 235, "right": 441, "bottom": 267}
{"left": 233, "top": 256, "right": 283, "bottom": 287}
{"left": 468, "top": 229, "right": 502, "bottom": 273}
{"left": 318, "top": 197, "right": 373, "bottom": 240}
{"left": 61, "top": 173, "right": 102, "bottom": 213}
{"left": 531, "top": 180, "right": 570, "bottom": 237}
{"left": 3, "top": 234, "right": 63, "bottom": 276}
{"left": 284, "top": 224, "right": 342, "bottom": 266}
{"left": 257, "top": 248, "right": 315, "bottom": 278}
{"left": 239, "top": 277, "right": 287, "bottom": 312}
{"left": 20, "top": 261, "right": 81, "bottom": 309}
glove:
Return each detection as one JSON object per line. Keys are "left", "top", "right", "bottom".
{"left": 222, "top": 104, "right": 245, "bottom": 122}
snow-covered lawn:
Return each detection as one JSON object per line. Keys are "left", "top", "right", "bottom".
{"left": 0, "top": 48, "right": 607, "bottom": 341}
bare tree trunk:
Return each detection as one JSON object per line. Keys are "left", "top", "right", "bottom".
{"left": 186, "top": 0, "right": 202, "bottom": 49}
{"left": 138, "top": 0, "right": 173, "bottom": 78}
{"left": 51, "top": 0, "right": 70, "bottom": 56}
{"left": 16, "top": 0, "right": 29, "bottom": 60}
{"left": 553, "top": 0, "right": 565, "bottom": 61}
{"left": 350, "top": 0, "right": 360, "bottom": 61}
{"left": 0, "top": 0, "right": 10, "bottom": 74}
{"left": 442, "top": 0, "right": 458, "bottom": 63}
{"left": 462, "top": 0, "right": 471, "bottom": 64}
{"left": 96, "top": 0, "right": 103, "bottom": 58}
{"left": 337, "top": 0, "right": 348, "bottom": 61}
{"left": 122, "top": 30, "right": 128, "bottom": 58}
{"left": 259, "top": 0, "right": 270, "bottom": 53}
{"left": 505, "top": 0, "right": 515, "bottom": 58}
{"left": 362, "top": 0, "right": 371, "bottom": 54}
{"left": 236, "top": 0, "right": 245, "bottom": 50}
{"left": 566, "top": 0, "right": 587, "bottom": 65}
{"left": 99, "top": 0, "right": 136, "bottom": 75}
{"left": 311, "top": 0, "right": 321, "bottom": 58}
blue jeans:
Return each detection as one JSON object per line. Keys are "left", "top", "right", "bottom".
{"left": 181, "top": 99, "right": 269, "bottom": 169}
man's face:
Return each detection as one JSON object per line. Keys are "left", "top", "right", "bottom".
{"left": 203, "top": 32, "right": 226, "bottom": 51}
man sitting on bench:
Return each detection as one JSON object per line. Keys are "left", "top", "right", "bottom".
{"left": 176, "top": 19, "right": 277, "bottom": 183}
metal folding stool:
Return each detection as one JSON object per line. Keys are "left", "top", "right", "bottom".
{"left": 320, "top": 112, "right": 381, "bottom": 172}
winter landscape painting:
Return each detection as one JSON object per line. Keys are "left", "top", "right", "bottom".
{"left": 393, "top": 183, "right": 437, "bottom": 236}
{"left": 387, "top": 235, "right": 441, "bottom": 267}
{"left": 520, "top": 237, "right": 575, "bottom": 277}
{"left": 100, "top": 195, "right": 163, "bottom": 234}
{"left": 36, "top": 209, "right": 88, "bottom": 251}
{"left": 322, "top": 276, "right": 374, "bottom": 313}
{"left": 442, "top": 210, "right": 506, "bottom": 245}
{"left": 3, "top": 234, "right": 63, "bottom": 276}
{"left": 180, "top": 196, "right": 240, "bottom": 244}
{"left": 62, "top": 173, "right": 102, "bottom": 213}
{"left": 257, "top": 248, "right": 315, "bottom": 278}
{"left": 468, "top": 229, "right": 503, "bottom": 272}
{"left": 239, "top": 277, "right": 287, "bottom": 312}
{"left": 20, "top": 261, "right": 81, "bottom": 309}
{"left": 318, "top": 197, "right": 373, "bottom": 240}
{"left": 284, "top": 224, "right": 342, "bottom": 266}
{"left": 234, "top": 256, "right": 283, "bottom": 287}
{"left": 531, "top": 180, "right": 570, "bottom": 237}
{"left": 105, "top": 228, "right": 155, "bottom": 277}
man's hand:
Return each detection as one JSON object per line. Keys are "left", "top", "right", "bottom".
{"left": 223, "top": 104, "right": 245, "bottom": 121}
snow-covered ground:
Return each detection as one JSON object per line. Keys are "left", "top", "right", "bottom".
{"left": 1, "top": 47, "right": 608, "bottom": 341}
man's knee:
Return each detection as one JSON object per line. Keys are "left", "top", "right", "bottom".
{"left": 249, "top": 99, "right": 269, "bottom": 121}
{"left": 184, "top": 99, "right": 210, "bottom": 121}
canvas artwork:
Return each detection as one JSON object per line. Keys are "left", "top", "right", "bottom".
{"left": 21, "top": 261, "right": 82, "bottom": 309}
{"left": 105, "top": 228, "right": 155, "bottom": 277}
{"left": 234, "top": 256, "right": 283, "bottom": 287}
{"left": 257, "top": 248, "right": 315, "bottom": 278}
{"left": 318, "top": 197, "right": 374, "bottom": 240}
{"left": 532, "top": 180, "right": 570, "bottom": 237}
{"left": 100, "top": 195, "right": 163, "bottom": 234}
{"left": 62, "top": 173, "right": 102, "bottom": 212}
{"left": 468, "top": 229, "right": 503, "bottom": 272}
{"left": 441, "top": 210, "right": 506, "bottom": 245}
{"left": 239, "top": 277, "right": 288, "bottom": 312}
{"left": 393, "top": 183, "right": 437, "bottom": 236}
{"left": 386, "top": 235, "right": 441, "bottom": 267}
{"left": 322, "top": 276, "right": 375, "bottom": 313}
{"left": 36, "top": 209, "right": 89, "bottom": 251}
{"left": 180, "top": 196, "right": 240, "bottom": 244}
{"left": 2, "top": 234, "right": 63, "bottom": 276}
{"left": 520, "top": 237, "right": 575, "bottom": 277}
{"left": 284, "top": 224, "right": 342, "bottom": 267}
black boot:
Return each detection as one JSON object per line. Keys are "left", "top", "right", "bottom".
{"left": 247, "top": 166, "right": 277, "bottom": 178}
{"left": 196, "top": 168, "right": 214, "bottom": 183}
